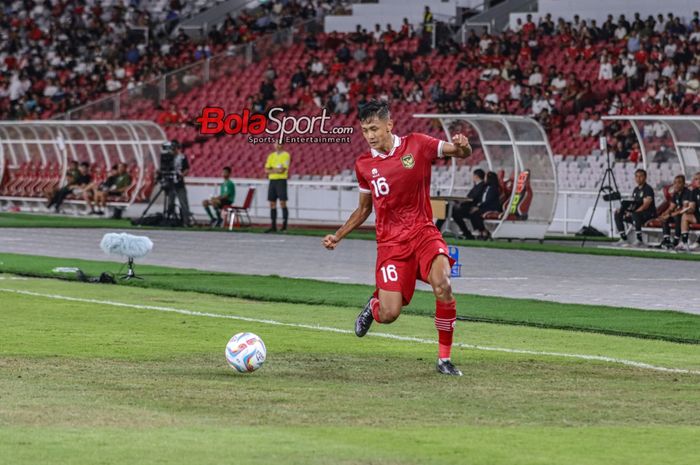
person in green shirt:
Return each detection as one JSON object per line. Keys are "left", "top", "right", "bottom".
{"left": 203, "top": 166, "right": 236, "bottom": 227}
{"left": 94, "top": 162, "right": 132, "bottom": 215}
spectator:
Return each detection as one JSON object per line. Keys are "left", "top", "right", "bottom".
{"left": 659, "top": 175, "right": 693, "bottom": 249}
{"left": 406, "top": 83, "right": 424, "bottom": 103}
{"left": 598, "top": 56, "right": 613, "bottom": 80}
{"left": 590, "top": 112, "right": 604, "bottom": 136}
{"left": 550, "top": 72, "right": 567, "bottom": 94}
{"left": 46, "top": 160, "right": 79, "bottom": 205}
{"left": 310, "top": 57, "right": 325, "bottom": 75}
{"left": 290, "top": 67, "right": 308, "bottom": 91}
{"left": 614, "top": 169, "right": 656, "bottom": 246}
{"left": 528, "top": 65, "right": 543, "bottom": 87}
{"left": 484, "top": 86, "right": 499, "bottom": 105}
{"left": 203, "top": 166, "right": 236, "bottom": 227}
{"left": 336, "top": 94, "right": 350, "bottom": 114}
{"left": 509, "top": 81, "right": 522, "bottom": 101}
{"left": 531, "top": 89, "right": 552, "bottom": 115}
{"left": 579, "top": 111, "right": 593, "bottom": 136}
{"left": 613, "top": 140, "right": 629, "bottom": 160}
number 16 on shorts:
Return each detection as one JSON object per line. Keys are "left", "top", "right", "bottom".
{"left": 380, "top": 264, "right": 398, "bottom": 283}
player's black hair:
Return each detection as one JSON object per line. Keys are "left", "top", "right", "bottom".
{"left": 635, "top": 168, "right": 647, "bottom": 177}
{"left": 79, "top": 161, "right": 89, "bottom": 168}
{"left": 358, "top": 99, "right": 390, "bottom": 122}
{"left": 473, "top": 169, "right": 485, "bottom": 180}
{"left": 223, "top": 166, "right": 231, "bottom": 173}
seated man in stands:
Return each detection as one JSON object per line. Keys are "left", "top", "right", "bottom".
{"left": 658, "top": 174, "right": 693, "bottom": 250}
{"left": 679, "top": 172, "right": 700, "bottom": 251}
{"left": 47, "top": 162, "right": 91, "bottom": 213}
{"left": 203, "top": 166, "right": 236, "bottom": 227}
{"left": 614, "top": 169, "right": 656, "bottom": 246}
{"left": 93, "top": 163, "right": 132, "bottom": 215}
{"left": 466, "top": 171, "right": 502, "bottom": 240}
{"left": 83, "top": 164, "right": 118, "bottom": 215}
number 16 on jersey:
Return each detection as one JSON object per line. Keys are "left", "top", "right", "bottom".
{"left": 380, "top": 264, "right": 398, "bottom": 282}
{"left": 370, "top": 177, "right": 390, "bottom": 197}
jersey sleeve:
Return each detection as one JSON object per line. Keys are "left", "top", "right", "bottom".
{"left": 643, "top": 185, "right": 654, "bottom": 199}
{"left": 412, "top": 132, "right": 445, "bottom": 161}
{"left": 355, "top": 161, "right": 371, "bottom": 194}
{"left": 264, "top": 154, "right": 274, "bottom": 169}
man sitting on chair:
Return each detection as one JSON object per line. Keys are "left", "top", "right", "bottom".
{"left": 94, "top": 163, "right": 132, "bottom": 216}
{"left": 203, "top": 166, "right": 236, "bottom": 227}
{"left": 614, "top": 169, "right": 656, "bottom": 247}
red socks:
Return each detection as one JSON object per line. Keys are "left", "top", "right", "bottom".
{"left": 370, "top": 297, "right": 381, "bottom": 323}
{"left": 435, "top": 299, "right": 457, "bottom": 360}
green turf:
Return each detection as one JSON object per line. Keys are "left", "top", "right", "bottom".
{"left": 1, "top": 277, "right": 699, "bottom": 464}
{"left": 2, "top": 212, "right": 699, "bottom": 261}
{"left": 1, "top": 252, "right": 700, "bottom": 344}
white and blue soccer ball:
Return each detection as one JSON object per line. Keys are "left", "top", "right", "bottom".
{"left": 225, "top": 332, "right": 266, "bottom": 373}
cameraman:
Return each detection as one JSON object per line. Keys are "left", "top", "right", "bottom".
{"left": 614, "top": 169, "right": 656, "bottom": 246}
{"left": 172, "top": 140, "right": 192, "bottom": 226}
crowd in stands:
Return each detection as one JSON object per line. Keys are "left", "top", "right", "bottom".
{"left": 0, "top": 0, "right": 335, "bottom": 120}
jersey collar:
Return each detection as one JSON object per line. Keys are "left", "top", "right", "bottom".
{"left": 371, "top": 134, "right": 401, "bottom": 158}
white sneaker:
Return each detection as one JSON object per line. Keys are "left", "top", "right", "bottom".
{"left": 631, "top": 239, "right": 645, "bottom": 248}
{"left": 616, "top": 238, "right": 630, "bottom": 247}
{"left": 690, "top": 242, "right": 700, "bottom": 251}
{"left": 674, "top": 242, "right": 690, "bottom": 253}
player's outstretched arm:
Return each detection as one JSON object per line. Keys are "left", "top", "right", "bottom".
{"left": 322, "top": 192, "right": 373, "bottom": 250}
{"left": 441, "top": 134, "right": 472, "bottom": 159}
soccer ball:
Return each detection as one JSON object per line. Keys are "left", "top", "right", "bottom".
{"left": 225, "top": 332, "right": 266, "bottom": 373}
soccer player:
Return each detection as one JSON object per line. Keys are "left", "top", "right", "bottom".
{"left": 202, "top": 166, "right": 236, "bottom": 227}
{"left": 322, "top": 100, "right": 472, "bottom": 376}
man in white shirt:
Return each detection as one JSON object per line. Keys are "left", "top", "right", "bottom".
{"left": 589, "top": 112, "right": 604, "bottom": 137}
{"left": 579, "top": 111, "right": 593, "bottom": 136}
{"left": 598, "top": 57, "right": 613, "bottom": 80}
{"left": 550, "top": 72, "right": 567, "bottom": 94}
{"left": 484, "top": 86, "right": 499, "bottom": 105}
{"left": 509, "top": 82, "right": 522, "bottom": 100}
{"left": 528, "top": 65, "right": 543, "bottom": 87}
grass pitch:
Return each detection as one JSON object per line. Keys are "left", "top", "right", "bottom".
{"left": 1, "top": 275, "right": 699, "bottom": 464}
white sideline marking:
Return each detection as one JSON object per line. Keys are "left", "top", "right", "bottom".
{"left": 2, "top": 288, "right": 699, "bottom": 376}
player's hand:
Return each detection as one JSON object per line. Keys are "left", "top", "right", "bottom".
{"left": 322, "top": 234, "right": 340, "bottom": 250}
{"left": 452, "top": 133, "right": 470, "bottom": 149}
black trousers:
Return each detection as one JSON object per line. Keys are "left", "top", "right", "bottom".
{"left": 466, "top": 208, "right": 486, "bottom": 232}
{"left": 662, "top": 215, "right": 682, "bottom": 237}
{"left": 614, "top": 207, "right": 655, "bottom": 234}
{"left": 49, "top": 186, "right": 73, "bottom": 209}
{"left": 436, "top": 201, "right": 474, "bottom": 237}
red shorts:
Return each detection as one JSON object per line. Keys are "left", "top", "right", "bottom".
{"left": 374, "top": 226, "right": 455, "bottom": 305}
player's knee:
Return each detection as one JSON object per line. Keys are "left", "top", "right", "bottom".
{"left": 433, "top": 276, "right": 453, "bottom": 300}
{"left": 379, "top": 303, "right": 401, "bottom": 323}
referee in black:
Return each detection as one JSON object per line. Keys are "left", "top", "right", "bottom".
{"left": 264, "top": 143, "right": 290, "bottom": 233}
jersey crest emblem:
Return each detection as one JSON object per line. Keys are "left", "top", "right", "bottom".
{"left": 401, "top": 154, "right": 415, "bottom": 169}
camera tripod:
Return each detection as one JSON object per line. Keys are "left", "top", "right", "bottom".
{"left": 137, "top": 178, "right": 187, "bottom": 226}
{"left": 581, "top": 141, "right": 620, "bottom": 247}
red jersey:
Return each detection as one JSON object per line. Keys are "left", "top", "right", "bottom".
{"left": 355, "top": 133, "right": 444, "bottom": 247}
